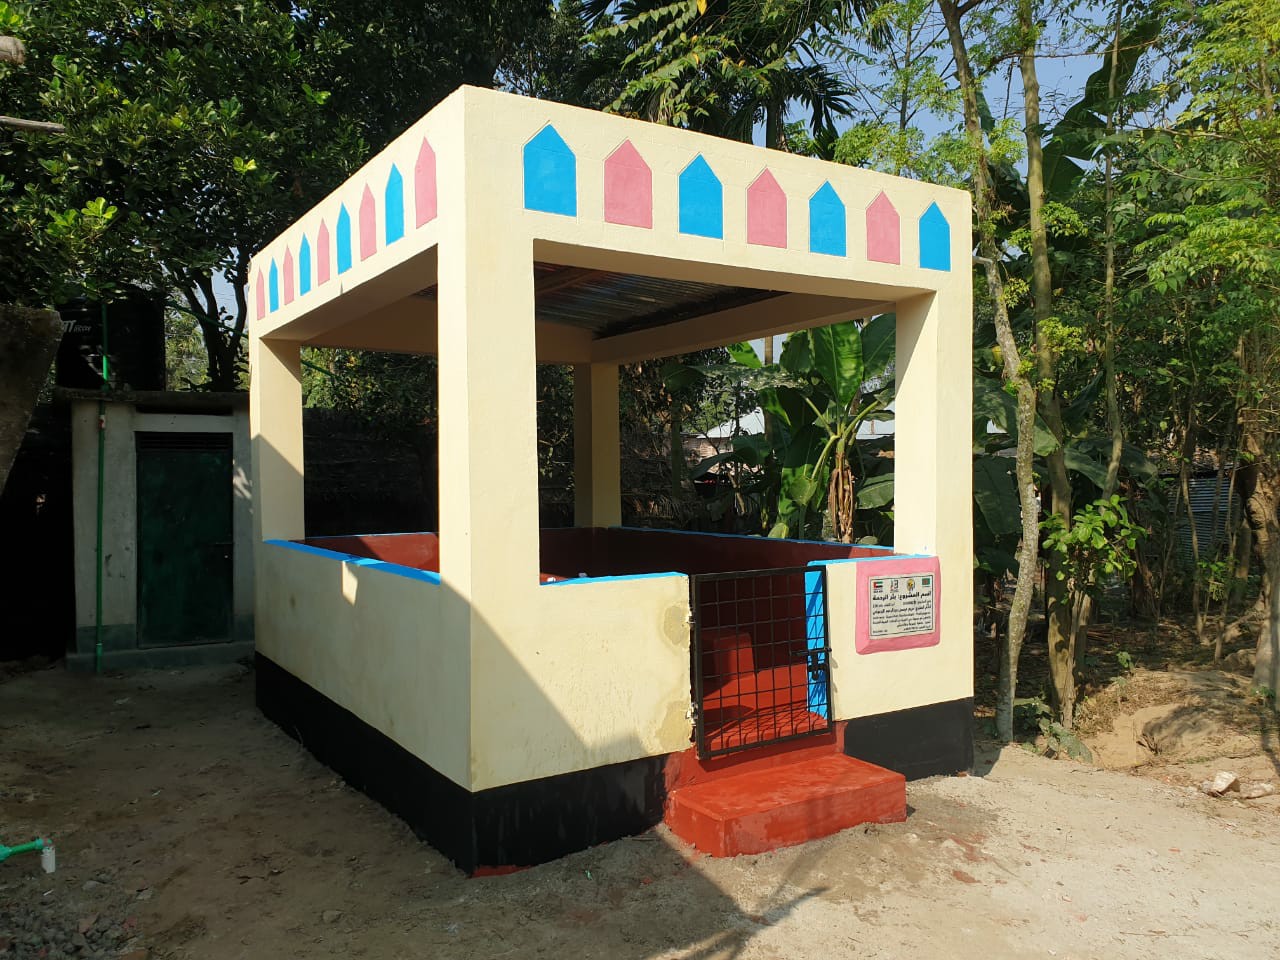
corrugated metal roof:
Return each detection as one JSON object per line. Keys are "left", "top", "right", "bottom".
{"left": 531, "top": 263, "right": 785, "bottom": 338}
{"left": 419, "top": 263, "right": 786, "bottom": 338}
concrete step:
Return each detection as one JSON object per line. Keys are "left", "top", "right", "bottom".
{"left": 665, "top": 753, "right": 905, "bottom": 857}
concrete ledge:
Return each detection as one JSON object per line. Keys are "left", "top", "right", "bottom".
{"left": 66, "top": 640, "right": 255, "bottom": 673}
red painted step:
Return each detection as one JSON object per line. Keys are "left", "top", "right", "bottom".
{"left": 665, "top": 754, "right": 906, "bottom": 857}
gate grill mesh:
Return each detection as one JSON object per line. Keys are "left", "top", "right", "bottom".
{"left": 691, "top": 566, "right": 831, "bottom": 758}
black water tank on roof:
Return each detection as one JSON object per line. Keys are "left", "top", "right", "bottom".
{"left": 55, "top": 287, "right": 166, "bottom": 391}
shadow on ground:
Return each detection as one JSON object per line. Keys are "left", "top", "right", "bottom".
{"left": 0, "top": 665, "right": 836, "bottom": 960}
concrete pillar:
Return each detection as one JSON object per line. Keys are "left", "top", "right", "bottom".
{"left": 893, "top": 287, "right": 973, "bottom": 676}
{"left": 248, "top": 336, "right": 304, "bottom": 542}
{"left": 573, "top": 363, "right": 621, "bottom": 528}
{"left": 435, "top": 233, "right": 540, "bottom": 604}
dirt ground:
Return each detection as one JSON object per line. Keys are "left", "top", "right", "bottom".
{"left": 2, "top": 664, "right": 1278, "bottom": 960}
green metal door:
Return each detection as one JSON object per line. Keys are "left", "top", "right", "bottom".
{"left": 136, "top": 432, "right": 233, "bottom": 646}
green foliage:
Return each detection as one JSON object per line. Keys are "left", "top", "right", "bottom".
{"left": 676, "top": 317, "right": 895, "bottom": 542}
{"left": 2, "top": 0, "right": 553, "bottom": 389}
{"left": 1015, "top": 697, "right": 1094, "bottom": 762}
{"left": 592, "top": 0, "right": 863, "bottom": 146}
{"left": 1042, "top": 495, "right": 1144, "bottom": 591}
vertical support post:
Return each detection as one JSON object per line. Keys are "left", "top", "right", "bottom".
{"left": 248, "top": 336, "right": 304, "bottom": 542}
{"left": 573, "top": 363, "right": 621, "bottom": 528}
{"left": 94, "top": 302, "right": 110, "bottom": 674}
{"left": 893, "top": 285, "right": 973, "bottom": 689}
{"left": 436, "top": 232, "right": 540, "bottom": 605}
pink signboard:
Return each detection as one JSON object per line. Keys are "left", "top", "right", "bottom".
{"left": 854, "top": 555, "right": 941, "bottom": 654}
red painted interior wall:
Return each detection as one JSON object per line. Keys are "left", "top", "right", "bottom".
{"left": 297, "top": 527, "right": 894, "bottom": 582}
{"left": 300, "top": 533, "right": 440, "bottom": 571}
{"left": 539, "top": 527, "right": 890, "bottom": 579}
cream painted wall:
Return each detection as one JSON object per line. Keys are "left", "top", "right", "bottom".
{"left": 824, "top": 558, "right": 969, "bottom": 720}
{"left": 248, "top": 337, "right": 304, "bottom": 543}
{"left": 573, "top": 363, "right": 621, "bottom": 527}
{"left": 468, "top": 574, "right": 692, "bottom": 792}
{"left": 257, "top": 544, "right": 470, "bottom": 788}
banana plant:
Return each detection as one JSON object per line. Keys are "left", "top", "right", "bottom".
{"left": 669, "top": 314, "right": 896, "bottom": 542}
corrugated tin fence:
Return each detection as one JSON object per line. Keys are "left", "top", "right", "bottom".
{"left": 1171, "top": 472, "right": 1238, "bottom": 562}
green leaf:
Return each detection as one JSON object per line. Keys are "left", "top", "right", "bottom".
{"left": 809, "top": 321, "right": 863, "bottom": 410}
{"left": 973, "top": 377, "right": 1058, "bottom": 456}
{"left": 974, "top": 455, "right": 1021, "bottom": 537}
{"left": 779, "top": 332, "right": 813, "bottom": 376}
{"left": 855, "top": 471, "right": 895, "bottom": 509}
{"left": 726, "top": 341, "right": 762, "bottom": 368}
{"left": 1063, "top": 443, "right": 1109, "bottom": 489}
{"left": 785, "top": 475, "right": 822, "bottom": 506}
{"left": 860, "top": 313, "right": 895, "bottom": 380}
{"left": 688, "top": 451, "right": 738, "bottom": 479}
{"left": 661, "top": 360, "right": 703, "bottom": 392}
{"left": 763, "top": 385, "right": 815, "bottom": 433}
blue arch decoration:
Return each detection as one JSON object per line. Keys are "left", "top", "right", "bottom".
{"left": 336, "top": 204, "right": 353, "bottom": 274}
{"left": 809, "top": 182, "right": 846, "bottom": 256}
{"left": 268, "top": 259, "right": 280, "bottom": 312}
{"left": 678, "top": 155, "right": 723, "bottom": 239}
{"left": 919, "top": 202, "right": 951, "bottom": 271}
{"left": 523, "top": 124, "right": 577, "bottom": 216}
{"left": 298, "top": 236, "right": 312, "bottom": 296}
{"left": 385, "top": 165, "right": 405, "bottom": 244}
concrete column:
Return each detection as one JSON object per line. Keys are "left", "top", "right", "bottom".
{"left": 435, "top": 232, "right": 540, "bottom": 604}
{"left": 893, "top": 288, "right": 973, "bottom": 686}
{"left": 573, "top": 363, "right": 622, "bottom": 528}
{"left": 248, "top": 336, "right": 304, "bottom": 542}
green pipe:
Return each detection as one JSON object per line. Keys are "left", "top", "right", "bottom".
{"left": 0, "top": 837, "right": 52, "bottom": 869}
{"left": 94, "top": 301, "right": 110, "bottom": 675}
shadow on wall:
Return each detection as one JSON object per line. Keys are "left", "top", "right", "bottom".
{"left": 0, "top": 405, "right": 74, "bottom": 660}
{"left": 253, "top": 433, "right": 838, "bottom": 953}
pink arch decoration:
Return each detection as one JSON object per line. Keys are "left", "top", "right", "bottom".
{"left": 282, "top": 246, "right": 295, "bottom": 304}
{"left": 603, "top": 139, "right": 652, "bottom": 228}
{"left": 747, "top": 169, "right": 787, "bottom": 247}
{"left": 359, "top": 186, "right": 377, "bottom": 261}
{"left": 254, "top": 272, "right": 265, "bottom": 320}
{"left": 317, "top": 221, "right": 331, "bottom": 285}
{"left": 866, "top": 191, "right": 901, "bottom": 264}
{"left": 415, "top": 138, "right": 437, "bottom": 227}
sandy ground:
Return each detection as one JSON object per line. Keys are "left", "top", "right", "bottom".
{"left": 2, "top": 664, "right": 1278, "bottom": 960}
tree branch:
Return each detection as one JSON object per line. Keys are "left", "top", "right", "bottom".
{"left": 0, "top": 35, "right": 25, "bottom": 64}
{"left": 0, "top": 115, "right": 66, "bottom": 134}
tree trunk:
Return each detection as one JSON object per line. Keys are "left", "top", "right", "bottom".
{"left": 1239, "top": 454, "right": 1277, "bottom": 618}
{"left": 0, "top": 305, "right": 64, "bottom": 494}
{"left": 1254, "top": 510, "right": 1280, "bottom": 702}
{"left": 941, "top": 0, "right": 1041, "bottom": 742}
{"left": 1019, "top": 0, "right": 1076, "bottom": 726}
{"left": 1178, "top": 401, "right": 1206, "bottom": 644}
{"left": 1246, "top": 461, "right": 1280, "bottom": 697}
{"left": 1099, "top": 2, "right": 1125, "bottom": 504}
{"left": 1230, "top": 512, "right": 1253, "bottom": 609}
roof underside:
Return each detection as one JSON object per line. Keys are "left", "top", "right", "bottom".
{"left": 419, "top": 262, "right": 786, "bottom": 339}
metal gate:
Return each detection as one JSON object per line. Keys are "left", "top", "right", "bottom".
{"left": 690, "top": 566, "right": 832, "bottom": 759}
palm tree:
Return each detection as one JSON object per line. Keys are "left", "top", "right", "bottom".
{"left": 589, "top": 0, "right": 878, "bottom": 150}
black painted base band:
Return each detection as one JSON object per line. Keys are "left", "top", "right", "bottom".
{"left": 255, "top": 654, "right": 667, "bottom": 874}
{"left": 842, "top": 697, "right": 975, "bottom": 780}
